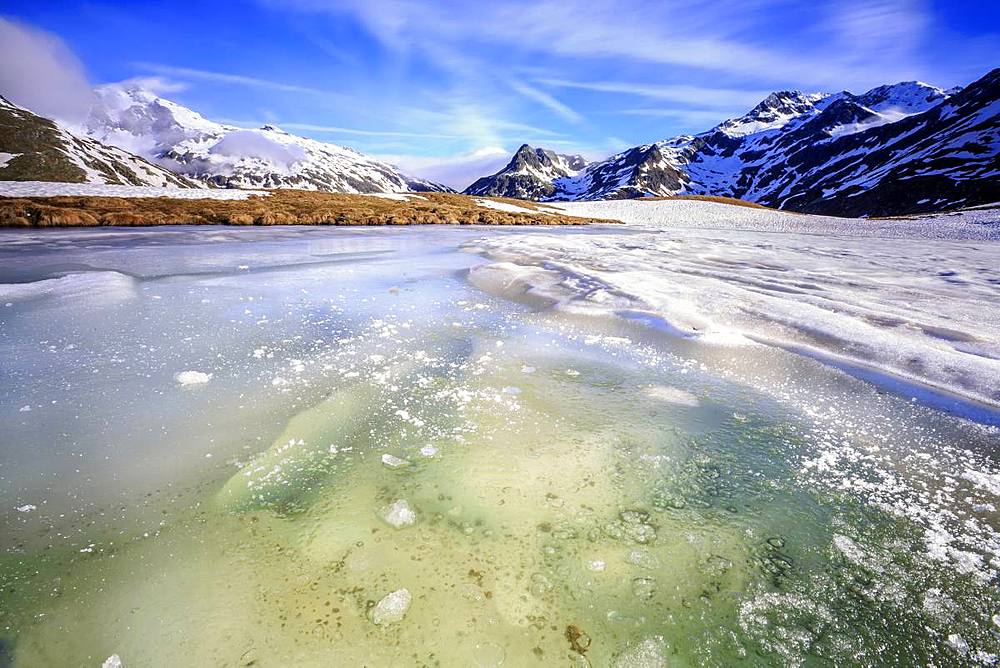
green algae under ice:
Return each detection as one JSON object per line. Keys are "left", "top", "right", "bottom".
{"left": 1, "top": 226, "right": 998, "bottom": 666}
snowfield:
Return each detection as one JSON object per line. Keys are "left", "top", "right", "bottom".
{"left": 467, "top": 199, "right": 1000, "bottom": 411}
{"left": 543, "top": 199, "right": 1000, "bottom": 240}
{"left": 0, "top": 181, "right": 269, "bottom": 200}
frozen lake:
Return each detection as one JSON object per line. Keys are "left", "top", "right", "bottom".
{"left": 1, "top": 221, "right": 998, "bottom": 666}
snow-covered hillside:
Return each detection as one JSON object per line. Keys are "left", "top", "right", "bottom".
{"left": 466, "top": 68, "right": 1000, "bottom": 217}
{"left": 0, "top": 95, "right": 197, "bottom": 188}
{"left": 84, "top": 84, "right": 452, "bottom": 194}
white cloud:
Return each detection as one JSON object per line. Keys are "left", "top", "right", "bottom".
{"left": 210, "top": 130, "right": 306, "bottom": 166}
{"left": 119, "top": 76, "right": 189, "bottom": 94}
{"left": 377, "top": 146, "right": 511, "bottom": 190}
{"left": 0, "top": 17, "right": 94, "bottom": 123}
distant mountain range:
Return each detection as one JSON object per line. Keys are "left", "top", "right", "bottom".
{"left": 465, "top": 68, "right": 1000, "bottom": 216}
{"left": 1, "top": 68, "right": 997, "bottom": 216}
{"left": 0, "top": 84, "right": 451, "bottom": 194}
{"left": 0, "top": 95, "right": 197, "bottom": 188}
{"left": 82, "top": 84, "right": 451, "bottom": 193}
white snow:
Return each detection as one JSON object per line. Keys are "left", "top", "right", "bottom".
{"left": 543, "top": 199, "right": 1000, "bottom": 240}
{"left": 0, "top": 152, "right": 21, "bottom": 168}
{"left": 0, "top": 181, "right": 267, "bottom": 200}
{"left": 475, "top": 198, "right": 548, "bottom": 215}
{"left": 363, "top": 193, "right": 428, "bottom": 201}
{"left": 467, "top": 200, "right": 1000, "bottom": 409}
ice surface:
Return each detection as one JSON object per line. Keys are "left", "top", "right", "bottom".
{"left": 2, "top": 222, "right": 998, "bottom": 666}
{"left": 468, "top": 219, "right": 1000, "bottom": 409}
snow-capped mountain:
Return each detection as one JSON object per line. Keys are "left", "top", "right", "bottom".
{"left": 464, "top": 144, "right": 589, "bottom": 199}
{"left": 84, "top": 84, "right": 452, "bottom": 193}
{"left": 466, "top": 68, "right": 999, "bottom": 216}
{"left": 0, "top": 95, "right": 197, "bottom": 188}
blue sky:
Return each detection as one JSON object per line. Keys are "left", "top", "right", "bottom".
{"left": 0, "top": 0, "right": 997, "bottom": 187}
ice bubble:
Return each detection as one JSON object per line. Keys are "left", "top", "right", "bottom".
{"left": 419, "top": 444, "right": 438, "bottom": 457}
{"left": 378, "top": 499, "right": 417, "bottom": 528}
{"left": 587, "top": 559, "right": 607, "bottom": 572}
{"left": 381, "top": 453, "right": 410, "bottom": 469}
{"left": 175, "top": 370, "right": 212, "bottom": 386}
{"left": 632, "top": 577, "right": 656, "bottom": 600}
{"left": 370, "top": 588, "right": 412, "bottom": 625}
{"left": 472, "top": 641, "right": 506, "bottom": 667}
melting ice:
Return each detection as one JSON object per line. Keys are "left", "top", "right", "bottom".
{"left": 0, "top": 218, "right": 998, "bottom": 666}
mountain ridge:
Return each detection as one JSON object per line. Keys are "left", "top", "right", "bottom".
{"left": 0, "top": 94, "right": 198, "bottom": 188}
{"left": 83, "top": 84, "right": 453, "bottom": 194}
{"left": 463, "top": 70, "right": 999, "bottom": 216}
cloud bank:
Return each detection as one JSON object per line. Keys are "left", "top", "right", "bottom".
{"left": 0, "top": 17, "right": 94, "bottom": 124}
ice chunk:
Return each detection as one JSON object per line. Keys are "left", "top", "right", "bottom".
{"left": 15, "top": 504, "right": 36, "bottom": 513}
{"left": 379, "top": 499, "right": 417, "bottom": 528}
{"left": 419, "top": 444, "right": 438, "bottom": 457}
{"left": 175, "top": 370, "right": 212, "bottom": 386}
{"left": 370, "top": 588, "right": 412, "bottom": 625}
{"left": 102, "top": 655, "right": 123, "bottom": 668}
{"left": 381, "top": 453, "right": 410, "bottom": 469}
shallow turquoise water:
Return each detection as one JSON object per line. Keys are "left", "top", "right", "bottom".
{"left": 0, "top": 226, "right": 997, "bottom": 666}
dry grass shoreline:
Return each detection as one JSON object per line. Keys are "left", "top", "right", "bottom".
{"left": 0, "top": 190, "right": 606, "bottom": 227}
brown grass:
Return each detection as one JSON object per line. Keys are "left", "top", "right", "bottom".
{"left": 0, "top": 190, "right": 606, "bottom": 228}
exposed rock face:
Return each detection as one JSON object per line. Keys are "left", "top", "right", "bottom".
{"left": 465, "top": 68, "right": 1000, "bottom": 216}
{"left": 464, "top": 144, "right": 589, "bottom": 199}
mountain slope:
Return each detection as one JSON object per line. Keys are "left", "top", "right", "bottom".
{"left": 0, "top": 95, "right": 197, "bottom": 188}
{"left": 464, "top": 144, "right": 589, "bottom": 199}
{"left": 84, "top": 84, "right": 452, "bottom": 193}
{"left": 468, "top": 69, "right": 999, "bottom": 216}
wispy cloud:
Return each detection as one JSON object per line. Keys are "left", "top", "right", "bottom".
{"left": 615, "top": 108, "right": 736, "bottom": 126}
{"left": 279, "top": 122, "right": 458, "bottom": 139}
{"left": 375, "top": 146, "right": 512, "bottom": 190}
{"left": 507, "top": 80, "right": 584, "bottom": 124}
{"left": 134, "top": 62, "right": 334, "bottom": 96}
{"left": 536, "top": 79, "right": 772, "bottom": 110}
